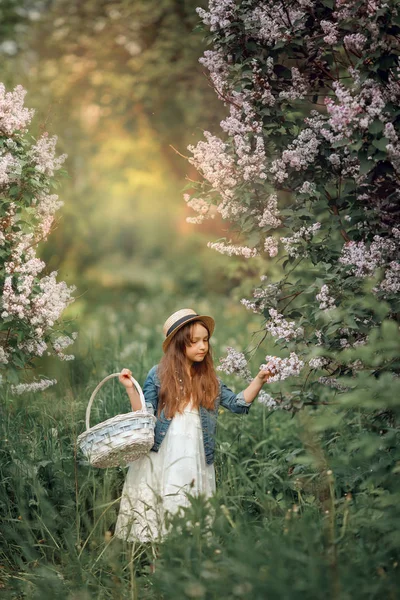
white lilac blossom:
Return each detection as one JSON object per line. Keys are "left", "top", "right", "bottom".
{"left": 260, "top": 353, "right": 304, "bottom": 382}
{"left": 339, "top": 234, "right": 397, "bottom": 278}
{"left": 198, "top": 50, "right": 230, "bottom": 95}
{"left": 188, "top": 131, "right": 238, "bottom": 196}
{"left": 265, "top": 309, "right": 304, "bottom": 342}
{"left": 52, "top": 333, "right": 78, "bottom": 361}
{"left": 248, "top": 3, "right": 307, "bottom": 46}
{"left": 0, "top": 83, "right": 35, "bottom": 134}
{"left": 309, "top": 357, "right": 330, "bottom": 370}
{"left": 196, "top": 0, "right": 236, "bottom": 33}
{"left": 240, "top": 276, "right": 280, "bottom": 314}
{"left": 298, "top": 181, "right": 317, "bottom": 195}
{"left": 257, "top": 389, "right": 278, "bottom": 409}
{"left": 29, "top": 133, "right": 68, "bottom": 177}
{"left": 256, "top": 194, "right": 281, "bottom": 229}
{"left": 375, "top": 261, "right": 400, "bottom": 296}
{"left": 207, "top": 241, "right": 259, "bottom": 258}
{"left": 264, "top": 237, "right": 279, "bottom": 257}
{"left": 0, "top": 152, "right": 21, "bottom": 186}
{"left": 279, "top": 68, "right": 309, "bottom": 101}
{"left": 280, "top": 223, "right": 321, "bottom": 258}
{"left": 318, "top": 377, "right": 349, "bottom": 392}
{"left": 316, "top": 284, "right": 336, "bottom": 311}
{"left": 0, "top": 346, "right": 9, "bottom": 364}
{"left": 184, "top": 194, "right": 213, "bottom": 224}
{"left": 217, "top": 347, "right": 251, "bottom": 380}
{"left": 270, "top": 128, "right": 322, "bottom": 182}
{"left": 10, "top": 378, "right": 57, "bottom": 395}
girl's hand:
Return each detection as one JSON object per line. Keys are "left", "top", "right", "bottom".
{"left": 256, "top": 363, "right": 275, "bottom": 384}
{"left": 119, "top": 368, "right": 134, "bottom": 389}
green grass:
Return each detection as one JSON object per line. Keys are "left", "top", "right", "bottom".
{"left": 1, "top": 296, "right": 399, "bottom": 599}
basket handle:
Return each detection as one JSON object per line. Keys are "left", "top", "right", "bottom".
{"left": 85, "top": 373, "right": 147, "bottom": 431}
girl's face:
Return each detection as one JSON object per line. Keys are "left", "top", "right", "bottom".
{"left": 185, "top": 322, "right": 209, "bottom": 365}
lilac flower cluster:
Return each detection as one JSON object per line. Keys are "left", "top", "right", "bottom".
{"left": 0, "top": 83, "right": 76, "bottom": 378}
{"left": 0, "top": 83, "right": 34, "bottom": 134}
{"left": 339, "top": 231, "right": 398, "bottom": 288}
{"left": 240, "top": 276, "right": 280, "bottom": 314}
{"left": 265, "top": 309, "right": 304, "bottom": 342}
{"left": 316, "top": 285, "right": 336, "bottom": 311}
{"left": 260, "top": 353, "right": 304, "bottom": 383}
{"left": 217, "top": 347, "right": 251, "bottom": 380}
{"left": 207, "top": 241, "right": 259, "bottom": 258}
{"left": 10, "top": 378, "right": 57, "bottom": 396}
{"left": 280, "top": 223, "right": 321, "bottom": 258}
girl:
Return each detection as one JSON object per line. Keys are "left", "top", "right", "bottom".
{"left": 114, "top": 308, "right": 273, "bottom": 543}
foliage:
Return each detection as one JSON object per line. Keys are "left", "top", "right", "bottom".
{"left": 0, "top": 83, "right": 76, "bottom": 388}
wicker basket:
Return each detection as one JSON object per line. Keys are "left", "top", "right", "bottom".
{"left": 77, "top": 372, "right": 156, "bottom": 468}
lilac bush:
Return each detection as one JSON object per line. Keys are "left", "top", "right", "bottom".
{"left": 0, "top": 83, "right": 76, "bottom": 391}
{"left": 185, "top": 0, "right": 400, "bottom": 409}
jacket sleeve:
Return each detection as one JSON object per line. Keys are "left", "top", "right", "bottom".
{"left": 142, "top": 365, "right": 159, "bottom": 417}
{"left": 218, "top": 379, "right": 252, "bottom": 414}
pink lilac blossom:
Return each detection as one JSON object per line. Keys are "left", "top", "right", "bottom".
{"left": 280, "top": 222, "right": 321, "bottom": 258}
{"left": 320, "top": 20, "right": 339, "bottom": 45}
{"left": 324, "top": 80, "right": 386, "bottom": 138}
{"left": 207, "top": 241, "right": 259, "bottom": 258}
{"left": 260, "top": 353, "right": 304, "bottom": 382}
{"left": 265, "top": 308, "right": 304, "bottom": 341}
{"left": 316, "top": 284, "right": 336, "bottom": 311}
{"left": 29, "top": 133, "right": 67, "bottom": 177}
{"left": 10, "top": 378, "right": 57, "bottom": 396}
{"left": 0, "top": 83, "right": 35, "bottom": 134}
{"left": 343, "top": 33, "right": 367, "bottom": 54}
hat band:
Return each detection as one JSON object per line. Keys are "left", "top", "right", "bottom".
{"left": 166, "top": 314, "right": 199, "bottom": 337}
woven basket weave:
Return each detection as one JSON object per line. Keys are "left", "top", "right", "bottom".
{"left": 77, "top": 372, "right": 156, "bottom": 468}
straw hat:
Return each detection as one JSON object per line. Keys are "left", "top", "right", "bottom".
{"left": 162, "top": 308, "right": 215, "bottom": 352}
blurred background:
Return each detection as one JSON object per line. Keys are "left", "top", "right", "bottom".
{"left": 0, "top": 0, "right": 277, "bottom": 373}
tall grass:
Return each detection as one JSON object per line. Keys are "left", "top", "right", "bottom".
{"left": 1, "top": 297, "right": 399, "bottom": 599}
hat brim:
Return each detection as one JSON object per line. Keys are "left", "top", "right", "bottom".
{"left": 162, "top": 315, "right": 215, "bottom": 352}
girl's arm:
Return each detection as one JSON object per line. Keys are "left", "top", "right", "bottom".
{"left": 219, "top": 367, "right": 273, "bottom": 413}
{"left": 119, "top": 366, "right": 159, "bottom": 414}
{"left": 242, "top": 368, "right": 273, "bottom": 404}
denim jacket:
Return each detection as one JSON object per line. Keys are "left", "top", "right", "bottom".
{"left": 142, "top": 365, "right": 252, "bottom": 465}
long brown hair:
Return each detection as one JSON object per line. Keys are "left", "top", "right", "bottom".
{"left": 157, "top": 320, "right": 220, "bottom": 418}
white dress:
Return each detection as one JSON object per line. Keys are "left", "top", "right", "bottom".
{"left": 114, "top": 397, "right": 216, "bottom": 543}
